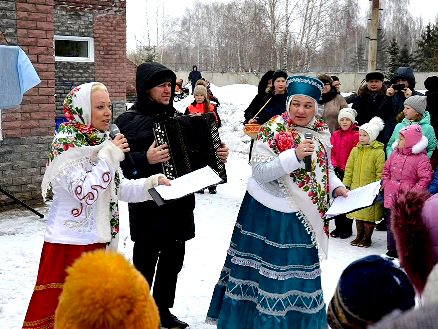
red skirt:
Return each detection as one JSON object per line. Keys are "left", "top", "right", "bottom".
{"left": 22, "top": 241, "right": 105, "bottom": 329}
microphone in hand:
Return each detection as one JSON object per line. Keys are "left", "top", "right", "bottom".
{"left": 304, "top": 132, "right": 312, "bottom": 172}
{"left": 109, "top": 124, "right": 137, "bottom": 177}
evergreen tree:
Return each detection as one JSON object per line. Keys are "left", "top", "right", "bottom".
{"left": 414, "top": 23, "right": 438, "bottom": 71}
{"left": 387, "top": 38, "right": 400, "bottom": 75}
{"left": 398, "top": 44, "right": 413, "bottom": 67}
{"left": 350, "top": 42, "right": 366, "bottom": 72}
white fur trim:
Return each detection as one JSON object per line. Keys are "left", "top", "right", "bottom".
{"left": 412, "top": 136, "right": 428, "bottom": 154}
{"left": 97, "top": 140, "right": 124, "bottom": 169}
{"left": 279, "top": 149, "right": 303, "bottom": 173}
{"left": 392, "top": 139, "right": 399, "bottom": 150}
{"left": 247, "top": 177, "right": 296, "bottom": 213}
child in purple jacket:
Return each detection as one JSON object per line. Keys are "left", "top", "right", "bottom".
{"left": 382, "top": 124, "right": 433, "bottom": 257}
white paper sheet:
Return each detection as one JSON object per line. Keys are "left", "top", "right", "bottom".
{"left": 325, "top": 181, "right": 381, "bottom": 218}
{"left": 153, "top": 166, "right": 223, "bottom": 200}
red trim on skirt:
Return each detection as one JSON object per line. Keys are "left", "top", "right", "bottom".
{"left": 22, "top": 241, "right": 105, "bottom": 329}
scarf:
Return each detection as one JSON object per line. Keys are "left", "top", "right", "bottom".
{"left": 41, "top": 82, "right": 120, "bottom": 246}
{"left": 318, "top": 89, "right": 338, "bottom": 104}
{"left": 251, "top": 111, "right": 332, "bottom": 260}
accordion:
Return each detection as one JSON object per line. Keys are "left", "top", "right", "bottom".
{"left": 153, "top": 113, "right": 227, "bottom": 183}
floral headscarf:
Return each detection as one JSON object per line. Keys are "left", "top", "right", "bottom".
{"left": 48, "top": 83, "right": 107, "bottom": 162}
{"left": 42, "top": 83, "right": 120, "bottom": 246}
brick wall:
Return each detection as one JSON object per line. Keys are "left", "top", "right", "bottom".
{"left": 0, "top": 0, "right": 56, "bottom": 207}
{"left": 0, "top": 1, "right": 17, "bottom": 45}
{"left": 126, "top": 58, "right": 137, "bottom": 103}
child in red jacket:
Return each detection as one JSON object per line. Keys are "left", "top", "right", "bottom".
{"left": 185, "top": 84, "right": 219, "bottom": 194}
{"left": 330, "top": 108, "right": 359, "bottom": 238}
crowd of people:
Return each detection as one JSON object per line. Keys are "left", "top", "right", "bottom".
{"left": 21, "top": 64, "right": 438, "bottom": 329}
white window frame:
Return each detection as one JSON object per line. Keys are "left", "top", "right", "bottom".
{"left": 54, "top": 35, "right": 94, "bottom": 62}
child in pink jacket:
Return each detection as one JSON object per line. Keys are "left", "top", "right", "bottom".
{"left": 330, "top": 108, "right": 359, "bottom": 239}
{"left": 382, "top": 124, "right": 433, "bottom": 257}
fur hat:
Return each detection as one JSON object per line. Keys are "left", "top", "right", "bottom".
{"left": 327, "top": 255, "right": 415, "bottom": 329}
{"left": 338, "top": 108, "right": 357, "bottom": 124}
{"left": 272, "top": 69, "right": 288, "bottom": 83}
{"left": 54, "top": 250, "right": 159, "bottom": 329}
{"left": 366, "top": 71, "right": 385, "bottom": 82}
{"left": 391, "top": 190, "right": 435, "bottom": 294}
{"left": 424, "top": 76, "right": 438, "bottom": 92}
{"left": 359, "top": 116, "right": 384, "bottom": 142}
{"left": 193, "top": 84, "right": 207, "bottom": 97}
{"left": 398, "top": 124, "right": 425, "bottom": 149}
{"left": 405, "top": 95, "right": 427, "bottom": 114}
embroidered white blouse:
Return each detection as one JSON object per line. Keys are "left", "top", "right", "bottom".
{"left": 44, "top": 140, "right": 163, "bottom": 245}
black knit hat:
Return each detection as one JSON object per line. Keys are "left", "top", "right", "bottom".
{"left": 366, "top": 71, "right": 385, "bottom": 82}
{"left": 272, "top": 70, "right": 288, "bottom": 83}
{"left": 327, "top": 255, "right": 415, "bottom": 329}
{"left": 424, "top": 76, "right": 438, "bottom": 92}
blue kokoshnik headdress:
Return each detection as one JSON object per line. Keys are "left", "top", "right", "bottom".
{"left": 286, "top": 75, "right": 324, "bottom": 103}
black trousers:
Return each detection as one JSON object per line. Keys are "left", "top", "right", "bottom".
{"left": 133, "top": 239, "right": 186, "bottom": 308}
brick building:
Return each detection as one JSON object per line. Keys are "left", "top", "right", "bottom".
{"left": 0, "top": 0, "right": 131, "bottom": 207}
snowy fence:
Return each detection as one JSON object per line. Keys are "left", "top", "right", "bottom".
{"left": 175, "top": 71, "right": 438, "bottom": 92}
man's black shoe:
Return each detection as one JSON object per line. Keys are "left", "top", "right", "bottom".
{"left": 160, "top": 309, "right": 189, "bottom": 329}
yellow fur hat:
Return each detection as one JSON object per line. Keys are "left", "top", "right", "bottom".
{"left": 54, "top": 250, "right": 159, "bottom": 329}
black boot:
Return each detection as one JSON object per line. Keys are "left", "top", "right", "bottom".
{"left": 208, "top": 186, "right": 217, "bottom": 194}
{"left": 160, "top": 308, "right": 189, "bottom": 329}
{"left": 339, "top": 218, "right": 353, "bottom": 239}
{"left": 376, "top": 218, "right": 387, "bottom": 231}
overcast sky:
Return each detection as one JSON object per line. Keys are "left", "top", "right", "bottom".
{"left": 126, "top": 0, "right": 438, "bottom": 50}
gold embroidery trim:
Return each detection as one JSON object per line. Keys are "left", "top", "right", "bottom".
{"left": 24, "top": 321, "right": 55, "bottom": 329}
{"left": 34, "top": 282, "right": 63, "bottom": 291}
{"left": 23, "top": 315, "right": 55, "bottom": 327}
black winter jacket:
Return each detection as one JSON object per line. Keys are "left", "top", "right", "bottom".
{"left": 244, "top": 70, "right": 274, "bottom": 124}
{"left": 352, "top": 89, "right": 386, "bottom": 126}
{"left": 256, "top": 93, "right": 288, "bottom": 125}
{"left": 114, "top": 62, "right": 195, "bottom": 242}
{"left": 376, "top": 67, "right": 423, "bottom": 145}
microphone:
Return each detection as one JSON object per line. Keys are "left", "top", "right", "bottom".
{"left": 109, "top": 124, "right": 137, "bottom": 177}
{"left": 304, "top": 132, "right": 313, "bottom": 172}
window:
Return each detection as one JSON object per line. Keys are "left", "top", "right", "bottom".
{"left": 54, "top": 35, "right": 94, "bottom": 62}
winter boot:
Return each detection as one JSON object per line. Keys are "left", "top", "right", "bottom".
{"left": 339, "top": 217, "right": 353, "bottom": 239}
{"left": 208, "top": 186, "right": 217, "bottom": 194}
{"left": 357, "top": 223, "right": 375, "bottom": 248}
{"left": 376, "top": 218, "right": 387, "bottom": 231}
{"left": 350, "top": 220, "right": 364, "bottom": 246}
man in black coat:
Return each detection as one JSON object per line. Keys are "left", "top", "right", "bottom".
{"left": 115, "top": 62, "right": 228, "bottom": 329}
{"left": 352, "top": 71, "right": 386, "bottom": 126}
{"left": 188, "top": 65, "right": 202, "bottom": 94}
{"left": 376, "top": 67, "right": 424, "bottom": 146}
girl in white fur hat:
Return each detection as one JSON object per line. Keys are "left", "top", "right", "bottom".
{"left": 343, "top": 117, "right": 385, "bottom": 247}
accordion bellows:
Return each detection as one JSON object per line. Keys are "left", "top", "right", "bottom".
{"left": 153, "top": 113, "right": 227, "bottom": 183}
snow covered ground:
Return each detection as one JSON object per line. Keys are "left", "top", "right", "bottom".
{"left": 0, "top": 84, "right": 386, "bottom": 328}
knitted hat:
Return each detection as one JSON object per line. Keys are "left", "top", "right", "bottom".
{"left": 54, "top": 250, "right": 159, "bottom": 329}
{"left": 272, "top": 69, "right": 288, "bottom": 83}
{"left": 424, "top": 76, "right": 438, "bottom": 92}
{"left": 399, "top": 124, "right": 423, "bottom": 149}
{"left": 366, "top": 71, "right": 385, "bottom": 82}
{"left": 327, "top": 255, "right": 415, "bottom": 329}
{"left": 193, "top": 84, "right": 207, "bottom": 97}
{"left": 405, "top": 96, "right": 427, "bottom": 114}
{"left": 338, "top": 108, "right": 357, "bottom": 124}
{"left": 359, "top": 116, "right": 384, "bottom": 142}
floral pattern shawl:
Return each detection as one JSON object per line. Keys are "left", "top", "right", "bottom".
{"left": 41, "top": 83, "right": 120, "bottom": 245}
{"left": 251, "top": 111, "right": 332, "bottom": 259}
